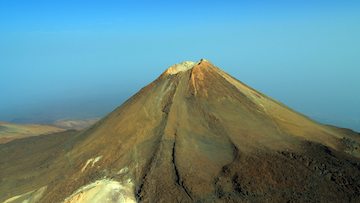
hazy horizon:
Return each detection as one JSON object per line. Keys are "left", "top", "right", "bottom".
{"left": 1, "top": 1, "right": 359, "bottom": 132}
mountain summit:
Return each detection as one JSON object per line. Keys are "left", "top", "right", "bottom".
{"left": 1, "top": 59, "right": 360, "bottom": 202}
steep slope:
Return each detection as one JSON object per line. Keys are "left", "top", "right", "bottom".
{"left": 1, "top": 59, "right": 360, "bottom": 202}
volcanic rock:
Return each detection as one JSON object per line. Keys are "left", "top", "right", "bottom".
{"left": 1, "top": 59, "right": 360, "bottom": 202}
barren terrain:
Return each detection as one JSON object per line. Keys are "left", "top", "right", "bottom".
{"left": 1, "top": 59, "right": 359, "bottom": 202}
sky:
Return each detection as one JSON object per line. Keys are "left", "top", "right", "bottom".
{"left": 0, "top": 0, "right": 359, "bottom": 131}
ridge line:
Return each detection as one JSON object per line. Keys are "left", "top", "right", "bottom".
{"left": 172, "top": 131, "right": 194, "bottom": 202}
{"left": 140, "top": 77, "right": 181, "bottom": 202}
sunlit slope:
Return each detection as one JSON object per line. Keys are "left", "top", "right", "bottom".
{"left": 1, "top": 59, "right": 360, "bottom": 202}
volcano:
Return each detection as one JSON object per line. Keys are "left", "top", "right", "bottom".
{"left": 1, "top": 59, "right": 360, "bottom": 202}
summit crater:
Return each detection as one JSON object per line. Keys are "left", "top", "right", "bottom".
{"left": 166, "top": 59, "right": 207, "bottom": 75}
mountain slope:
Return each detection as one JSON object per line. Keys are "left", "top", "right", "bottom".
{"left": 1, "top": 59, "right": 360, "bottom": 202}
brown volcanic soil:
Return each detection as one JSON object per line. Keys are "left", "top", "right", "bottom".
{"left": 1, "top": 59, "right": 360, "bottom": 202}
{"left": 214, "top": 141, "right": 360, "bottom": 202}
{"left": 0, "top": 130, "right": 79, "bottom": 201}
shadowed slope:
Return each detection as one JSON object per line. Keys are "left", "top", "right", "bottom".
{"left": 1, "top": 59, "right": 360, "bottom": 202}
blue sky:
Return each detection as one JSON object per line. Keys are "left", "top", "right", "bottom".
{"left": 1, "top": 1, "right": 359, "bottom": 131}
